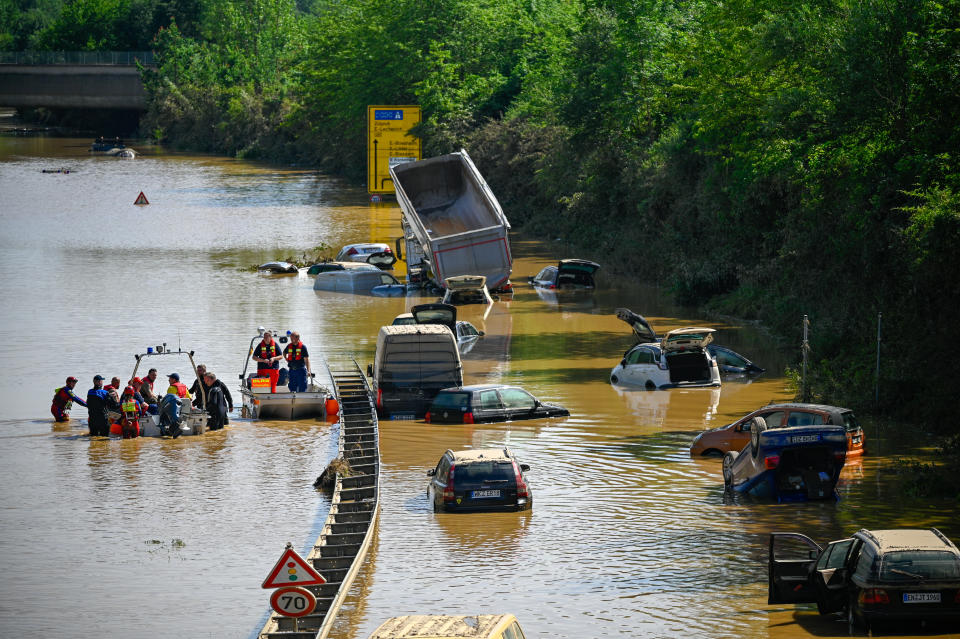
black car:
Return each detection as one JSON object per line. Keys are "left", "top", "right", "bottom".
{"left": 424, "top": 384, "right": 570, "bottom": 424}
{"left": 427, "top": 447, "right": 532, "bottom": 512}
{"left": 769, "top": 528, "right": 960, "bottom": 632}
{"left": 529, "top": 259, "right": 600, "bottom": 289}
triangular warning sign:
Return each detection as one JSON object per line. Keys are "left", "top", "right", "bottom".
{"left": 134, "top": 191, "right": 149, "bottom": 205}
{"left": 262, "top": 547, "right": 326, "bottom": 589}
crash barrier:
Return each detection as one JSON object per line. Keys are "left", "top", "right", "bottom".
{"left": 258, "top": 360, "right": 380, "bottom": 639}
{"left": 0, "top": 51, "right": 155, "bottom": 65}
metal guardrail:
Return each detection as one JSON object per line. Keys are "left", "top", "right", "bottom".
{"left": 0, "top": 51, "right": 154, "bottom": 65}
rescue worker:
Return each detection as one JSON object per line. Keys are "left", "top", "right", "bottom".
{"left": 86, "top": 375, "right": 116, "bottom": 437}
{"left": 203, "top": 372, "right": 229, "bottom": 430}
{"left": 119, "top": 385, "right": 143, "bottom": 438}
{"left": 252, "top": 331, "right": 283, "bottom": 392}
{"left": 283, "top": 331, "right": 313, "bottom": 393}
{"left": 142, "top": 368, "right": 159, "bottom": 394}
{"left": 166, "top": 373, "right": 191, "bottom": 399}
{"left": 190, "top": 364, "right": 233, "bottom": 419}
{"left": 51, "top": 376, "right": 87, "bottom": 422}
{"left": 129, "top": 377, "right": 156, "bottom": 414}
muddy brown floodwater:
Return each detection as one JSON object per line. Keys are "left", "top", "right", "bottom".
{"left": 1, "top": 129, "right": 957, "bottom": 639}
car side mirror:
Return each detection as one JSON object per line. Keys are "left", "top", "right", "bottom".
{"left": 238, "top": 373, "right": 243, "bottom": 380}
{"left": 367, "top": 364, "right": 373, "bottom": 377}
{"left": 478, "top": 330, "right": 485, "bottom": 336}
{"left": 426, "top": 468, "right": 436, "bottom": 477}
{"left": 520, "top": 464, "right": 530, "bottom": 472}
{"left": 620, "top": 359, "right": 627, "bottom": 366}
{"left": 533, "top": 400, "right": 542, "bottom": 408}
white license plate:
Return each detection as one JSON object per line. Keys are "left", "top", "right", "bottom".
{"left": 790, "top": 434, "right": 821, "bottom": 443}
{"left": 471, "top": 490, "right": 501, "bottom": 498}
{"left": 389, "top": 413, "right": 415, "bottom": 420}
{"left": 903, "top": 592, "right": 940, "bottom": 603}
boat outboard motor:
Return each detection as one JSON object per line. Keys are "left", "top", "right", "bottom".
{"left": 158, "top": 393, "right": 182, "bottom": 437}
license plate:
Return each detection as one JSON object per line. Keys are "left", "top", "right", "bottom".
{"left": 790, "top": 434, "right": 821, "bottom": 443}
{"left": 852, "top": 436, "right": 862, "bottom": 444}
{"left": 903, "top": 592, "right": 940, "bottom": 603}
{"left": 471, "top": 490, "right": 501, "bottom": 498}
{"left": 389, "top": 413, "right": 415, "bottom": 420}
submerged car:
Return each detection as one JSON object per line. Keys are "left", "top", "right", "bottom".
{"left": 425, "top": 384, "right": 569, "bottom": 424}
{"left": 427, "top": 447, "right": 532, "bottom": 512}
{"left": 397, "top": 304, "right": 485, "bottom": 352}
{"left": 610, "top": 327, "right": 721, "bottom": 389}
{"left": 367, "top": 614, "right": 528, "bottom": 639}
{"left": 307, "top": 261, "right": 379, "bottom": 275}
{"left": 769, "top": 528, "right": 960, "bottom": 631}
{"left": 529, "top": 259, "right": 600, "bottom": 289}
{"left": 690, "top": 403, "right": 865, "bottom": 457}
{"left": 335, "top": 242, "right": 394, "bottom": 267}
{"left": 440, "top": 275, "right": 494, "bottom": 306}
{"left": 722, "top": 421, "right": 847, "bottom": 501}
{"left": 615, "top": 307, "right": 763, "bottom": 377}
{"left": 314, "top": 268, "right": 402, "bottom": 294}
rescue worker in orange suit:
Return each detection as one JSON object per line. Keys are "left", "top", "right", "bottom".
{"left": 51, "top": 376, "right": 87, "bottom": 422}
{"left": 119, "top": 385, "right": 143, "bottom": 438}
{"left": 283, "top": 331, "right": 313, "bottom": 393}
{"left": 252, "top": 331, "right": 283, "bottom": 392}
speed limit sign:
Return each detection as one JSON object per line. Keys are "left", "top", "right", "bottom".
{"left": 270, "top": 586, "right": 317, "bottom": 617}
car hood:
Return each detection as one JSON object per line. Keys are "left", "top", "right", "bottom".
{"left": 412, "top": 303, "right": 457, "bottom": 332}
{"left": 444, "top": 274, "right": 487, "bottom": 290}
{"left": 661, "top": 327, "right": 715, "bottom": 351}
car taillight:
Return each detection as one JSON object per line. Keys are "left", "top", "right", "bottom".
{"left": 549, "top": 284, "right": 556, "bottom": 289}
{"left": 424, "top": 411, "right": 431, "bottom": 423}
{"left": 463, "top": 412, "right": 474, "bottom": 424}
{"left": 443, "top": 465, "right": 455, "bottom": 502}
{"left": 347, "top": 247, "right": 358, "bottom": 255}
{"left": 513, "top": 461, "right": 528, "bottom": 499}
{"left": 764, "top": 455, "right": 780, "bottom": 469}
{"left": 859, "top": 588, "right": 890, "bottom": 605}
{"left": 376, "top": 387, "right": 382, "bottom": 408}
{"left": 383, "top": 247, "right": 392, "bottom": 253}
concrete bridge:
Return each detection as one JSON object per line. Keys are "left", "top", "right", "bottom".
{"left": 0, "top": 52, "right": 153, "bottom": 110}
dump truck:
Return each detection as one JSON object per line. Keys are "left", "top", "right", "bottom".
{"left": 390, "top": 149, "right": 513, "bottom": 291}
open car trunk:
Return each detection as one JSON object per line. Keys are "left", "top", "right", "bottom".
{"left": 666, "top": 351, "right": 712, "bottom": 383}
{"left": 774, "top": 447, "right": 839, "bottom": 500}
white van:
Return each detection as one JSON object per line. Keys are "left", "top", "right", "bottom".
{"left": 313, "top": 267, "right": 401, "bottom": 293}
{"left": 369, "top": 324, "right": 463, "bottom": 419}
{"left": 367, "top": 614, "right": 527, "bottom": 639}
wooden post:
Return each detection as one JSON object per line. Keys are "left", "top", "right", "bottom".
{"left": 875, "top": 312, "right": 882, "bottom": 407}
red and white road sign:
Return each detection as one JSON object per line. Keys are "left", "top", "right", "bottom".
{"left": 262, "top": 547, "right": 326, "bottom": 589}
{"left": 270, "top": 586, "right": 317, "bottom": 618}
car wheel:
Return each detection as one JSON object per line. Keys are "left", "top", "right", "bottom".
{"left": 722, "top": 451, "right": 738, "bottom": 489}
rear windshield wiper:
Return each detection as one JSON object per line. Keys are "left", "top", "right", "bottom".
{"left": 890, "top": 568, "right": 926, "bottom": 580}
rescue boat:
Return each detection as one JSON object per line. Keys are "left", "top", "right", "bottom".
{"left": 129, "top": 345, "right": 209, "bottom": 437}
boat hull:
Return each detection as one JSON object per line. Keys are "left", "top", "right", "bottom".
{"left": 241, "top": 387, "right": 329, "bottom": 420}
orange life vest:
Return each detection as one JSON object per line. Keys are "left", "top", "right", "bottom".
{"left": 285, "top": 344, "right": 304, "bottom": 361}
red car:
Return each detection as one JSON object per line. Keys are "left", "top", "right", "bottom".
{"left": 690, "top": 403, "right": 864, "bottom": 457}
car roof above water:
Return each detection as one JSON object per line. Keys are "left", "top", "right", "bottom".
{"left": 438, "top": 384, "right": 517, "bottom": 393}
{"left": 367, "top": 614, "right": 518, "bottom": 639}
{"left": 856, "top": 528, "right": 959, "bottom": 553}
{"left": 447, "top": 447, "right": 513, "bottom": 463}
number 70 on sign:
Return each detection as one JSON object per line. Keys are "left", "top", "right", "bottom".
{"left": 270, "top": 586, "right": 317, "bottom": 617}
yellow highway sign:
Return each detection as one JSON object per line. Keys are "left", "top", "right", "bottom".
{"left": 367, "top": 105, "right": 421, "bottom": 194}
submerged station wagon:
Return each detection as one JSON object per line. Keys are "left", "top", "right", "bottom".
{"left": 610, "top": 327, "right": 721, "bottom": 389}
{"left": 427, "top": 448, "right": 532, "bottom": 512}
{"left": 425, "top": 384, "right": 569, "bottom": 424}
{"left": 769, "top": 528, "right": 960, "bottom": 631}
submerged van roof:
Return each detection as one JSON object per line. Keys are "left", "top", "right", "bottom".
{"left": 367, "top": 614, "right": 518, "bottom": 639}
{"left": 378, "top": 324, "right": 453, "bottom": 338}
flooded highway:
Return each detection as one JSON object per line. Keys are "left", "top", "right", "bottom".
{"left": 1, "top": 131, "right": 957, "bottom": 639}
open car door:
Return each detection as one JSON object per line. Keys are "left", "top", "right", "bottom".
{"left": 768, "top": 533, "right": 822, "bottom": 604}
{"left": 615, "top": 308, "right": 657, "bottom": 344}
{"left": 556, "top": 259, "right": 600, "bottom": 288}
{"left": 366, "top": 251, "right": 397, "bottom": 270}
{"left": 412, "top": 303, "right": 457, "bottom": 333}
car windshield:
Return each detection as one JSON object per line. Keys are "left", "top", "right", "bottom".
{"left": 456, "top": 461, "right": 515, "bottom": 484}
{"left": 879, "top": 551, "right": 960, "bottom": 581}
{"left": 431, "top": 392, "right": 470, "bottom": 410}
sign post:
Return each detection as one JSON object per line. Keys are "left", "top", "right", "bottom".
{"left": 367, "top": 105, "right": 421, "bottom": 195}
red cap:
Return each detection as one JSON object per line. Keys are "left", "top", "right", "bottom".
{"left": 66, "top": 376, "right": 78, "bottom": 383}
{"left": 123, "top": 385, "right": 134, "bottom": 395}
{"left": 131, "top": 377, "right": 143, "bottom": 385}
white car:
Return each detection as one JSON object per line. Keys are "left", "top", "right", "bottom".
{"left": 610, "top": 327, "right": 721, "bottom": 389}
{"left": 335, "top": 243, "right": 394, "bottom": 268}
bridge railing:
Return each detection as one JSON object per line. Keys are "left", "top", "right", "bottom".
{"left": 0, "top": 51, "right": 154, "bottom": 65}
